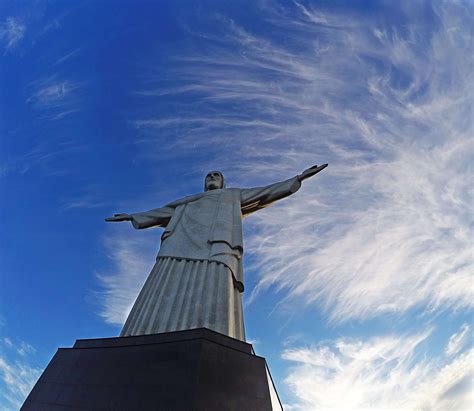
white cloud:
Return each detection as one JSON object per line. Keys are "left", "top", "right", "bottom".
{"left": 61, "top": 197, "right": 105, "bottom": 210}
{"left": 0, "top": 17, "right": 25, "bottom": 50}
{"left": 60, "top": 185, "right": 108, "bottom": 211}
{"left": 32, "top": 82, "right": 71, "bottom": 103}
{"left": 282, "top": 330, "right": 473, "bottom": 410}
{"left": 17, "top": 341, "right": 36, "bottom": 357}
{"left": 24, "top": 72, "right": 85, "bottom": 126}
{"left": 1, "top": 137, "right": 85, "bottom": 178}
{"left": 130, "top": 1, "right": 473, "bottom": 322}
{"left": 0, "top": 357, "right": 42, "bottom": 410}
{"left": 96, "top": 229, "right": 160, "bottom": 325}
{"left": 445, "top": 323, "right": 471, "bottom": 357}
{"left": 2, "top": 338, "right": 13, "bottom": 348}
{"left": 0, "top": 338, "right": 41, "bottom": 410}
{"left": 53, "top": 47, "right": 81, "bottom": 66}
{"left": 27, "top": 76, "right": 82, "bottom": 112}
{"left": 2, "top": 337, "right": 36, "bottom": 357}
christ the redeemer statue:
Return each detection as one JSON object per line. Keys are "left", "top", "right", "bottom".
{"left": 106, "top": 164, "right": 327, "bottom": 341}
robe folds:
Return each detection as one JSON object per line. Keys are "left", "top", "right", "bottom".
{"left": 120, "top": 176, "right": 301, "bottom": 340}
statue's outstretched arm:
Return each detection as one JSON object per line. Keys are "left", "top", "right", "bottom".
{"left": 240, "top": 164, "right": 327, "bottom": 215}
{"left": 105, "top": 207, "right": 174, "bottom": 229}
{"left": 105, "top": 213, "right": 132, "bottom": 222}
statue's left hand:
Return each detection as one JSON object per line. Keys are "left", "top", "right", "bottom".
{"left": 105, "top": 213, "right": 132, "bottom": 222}
{"left": 298, "top": 164, "right": 328, "bottom": 181}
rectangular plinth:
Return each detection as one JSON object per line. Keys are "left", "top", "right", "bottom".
{"left": 22, "top": 328, "right": 282, "bottom": 410}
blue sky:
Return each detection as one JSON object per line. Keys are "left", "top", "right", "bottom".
{"left": 1, "top": 0, "right": 473, "bottom": 409}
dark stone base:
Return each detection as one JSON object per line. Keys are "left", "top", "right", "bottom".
{"left": 22, "top": 328, "right": 282, "bottom": 410}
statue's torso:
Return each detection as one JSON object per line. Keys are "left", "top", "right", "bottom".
{"left": 158, "top": 188, "right": 244, "bottom": 290}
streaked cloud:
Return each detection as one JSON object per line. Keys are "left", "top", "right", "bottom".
{"left": 2, "top": 338, "right": 36, "bottom": 357}
{"left": 445, "top": 323, "right": 471, "bottom": 357}
{"left": 282, "top": 330, "right": 473, "bottom": 410}
{"left": 3, "top": 138, "right": 86, "bottom": 177}
{"left": 60, "top": 185, "right": 108, "bottom": 211}
{"left": 53, "top": 48, "right": 81, "bottom": 66}
{"left": 17, "top": 342, "right": 36, "bottom": 357}
{"left": 27, "top": 76, "right": 82, "bottom": 113}
{"left": 2, "top": 73, "right": 88, "bottom": 178}
{"left": 0, "top": 338, "right": 41, "bottom": 410}
{"left": 0, "top": 17, "right": 25, "bottom": 51}
{"left": 2, "top": 338, "right": 13, "bottom": 348}
{"left": 30, "top": 81, "right": 72, "bottom": 105}
{"left": 96, "top": 230, "right": 159, "bottom": 325}
{"left": 25, "top": 71, "right": 85, "bottom": 126}
{"left": 61, "top": 197, "right": 106, "bottom": 210}
{"left": 131, "top": 1, "right": 473, "bottom": 322}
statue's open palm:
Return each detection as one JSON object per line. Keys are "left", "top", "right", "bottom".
{"left": 298, "top": 164, "right": 328, "bottom": 181}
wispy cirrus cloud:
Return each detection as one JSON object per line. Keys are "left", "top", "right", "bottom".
{"left": 130, "top": 1, "right": 473, "bottom": 322}
{"left": 96, "top": 230, "right": 159, "bottom": 325}
{"left": 2, "top": 338, "right": 36, "bottom": 357}
{"left": 0, "top": 17, "right": 25, "bottom": 51}
{"left": 445, "top": 323, "right": 471, "bottom": 357}
{"left": 0, "top": 337, "right": 41, "bottom": 410}
{"left": 61, "top": 196, "right": 106, "bottom": 211}
{"left": 53, "top": 47, "right": 81, "bottom": 66}
{"left": 60, "top": 184, "right": 109, "bottom": 211}
{"left": 26, "top": 74, "right": 84, "bottom": 121}
{"left": 282, "top": 329, "right": 473, "bottom": 410}
{"left": 3, "top": 74, "right": 87, "bottom": 177}
{"left": 3, "top": 138, "right": 86, "bottom": 177}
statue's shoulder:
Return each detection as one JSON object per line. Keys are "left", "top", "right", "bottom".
{"left": 166, "top": 188, "right": 240, "bottom": 208}
{"left": 165, "top": 192, "right": 207, "bottom": 208}
{"left": 220, "top": 188, "right": 241, "bottom": 203}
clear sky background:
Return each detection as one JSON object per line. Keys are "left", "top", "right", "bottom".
{"left": 0, "top": 0, "right": 472, "bottom": 409}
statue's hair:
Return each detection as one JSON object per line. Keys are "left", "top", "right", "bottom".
{"left": 204, "top": 170, "right": 225, "bottom": 191}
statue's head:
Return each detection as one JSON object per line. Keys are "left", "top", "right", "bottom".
{"left": 204, "top": 171, "right": 225, "bottom": 191}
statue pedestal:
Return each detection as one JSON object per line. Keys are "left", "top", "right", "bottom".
{"left": 22, "top": 328, "right": 282, "bottom": 410}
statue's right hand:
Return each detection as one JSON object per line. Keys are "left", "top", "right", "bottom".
{"left": 298, "top": 163, "right": 328, "bottom": 181}
{"left": 105, "top": 213, "right": 132, "bottom": 222}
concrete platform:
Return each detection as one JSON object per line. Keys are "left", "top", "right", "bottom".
{"left": 22, "top": 328, "right": 282, "bottom": 410}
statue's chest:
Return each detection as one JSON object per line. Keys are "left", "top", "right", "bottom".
{"left": 162, "top": 189, "right": 240, "bottom": 246}
{"left": 181, "top": 193, "right": 220, "bottom": 227}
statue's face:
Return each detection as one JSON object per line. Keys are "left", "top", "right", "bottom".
{"left": 205, "top": 171, "right": 224, "bottom": 191}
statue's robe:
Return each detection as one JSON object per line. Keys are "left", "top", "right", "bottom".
{"left": 120, "top": 176, "right": 301, "bottom": 341}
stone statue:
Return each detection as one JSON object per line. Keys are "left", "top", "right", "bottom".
{"left": 106, "top": 164, "right": 327, "bottom": 341}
